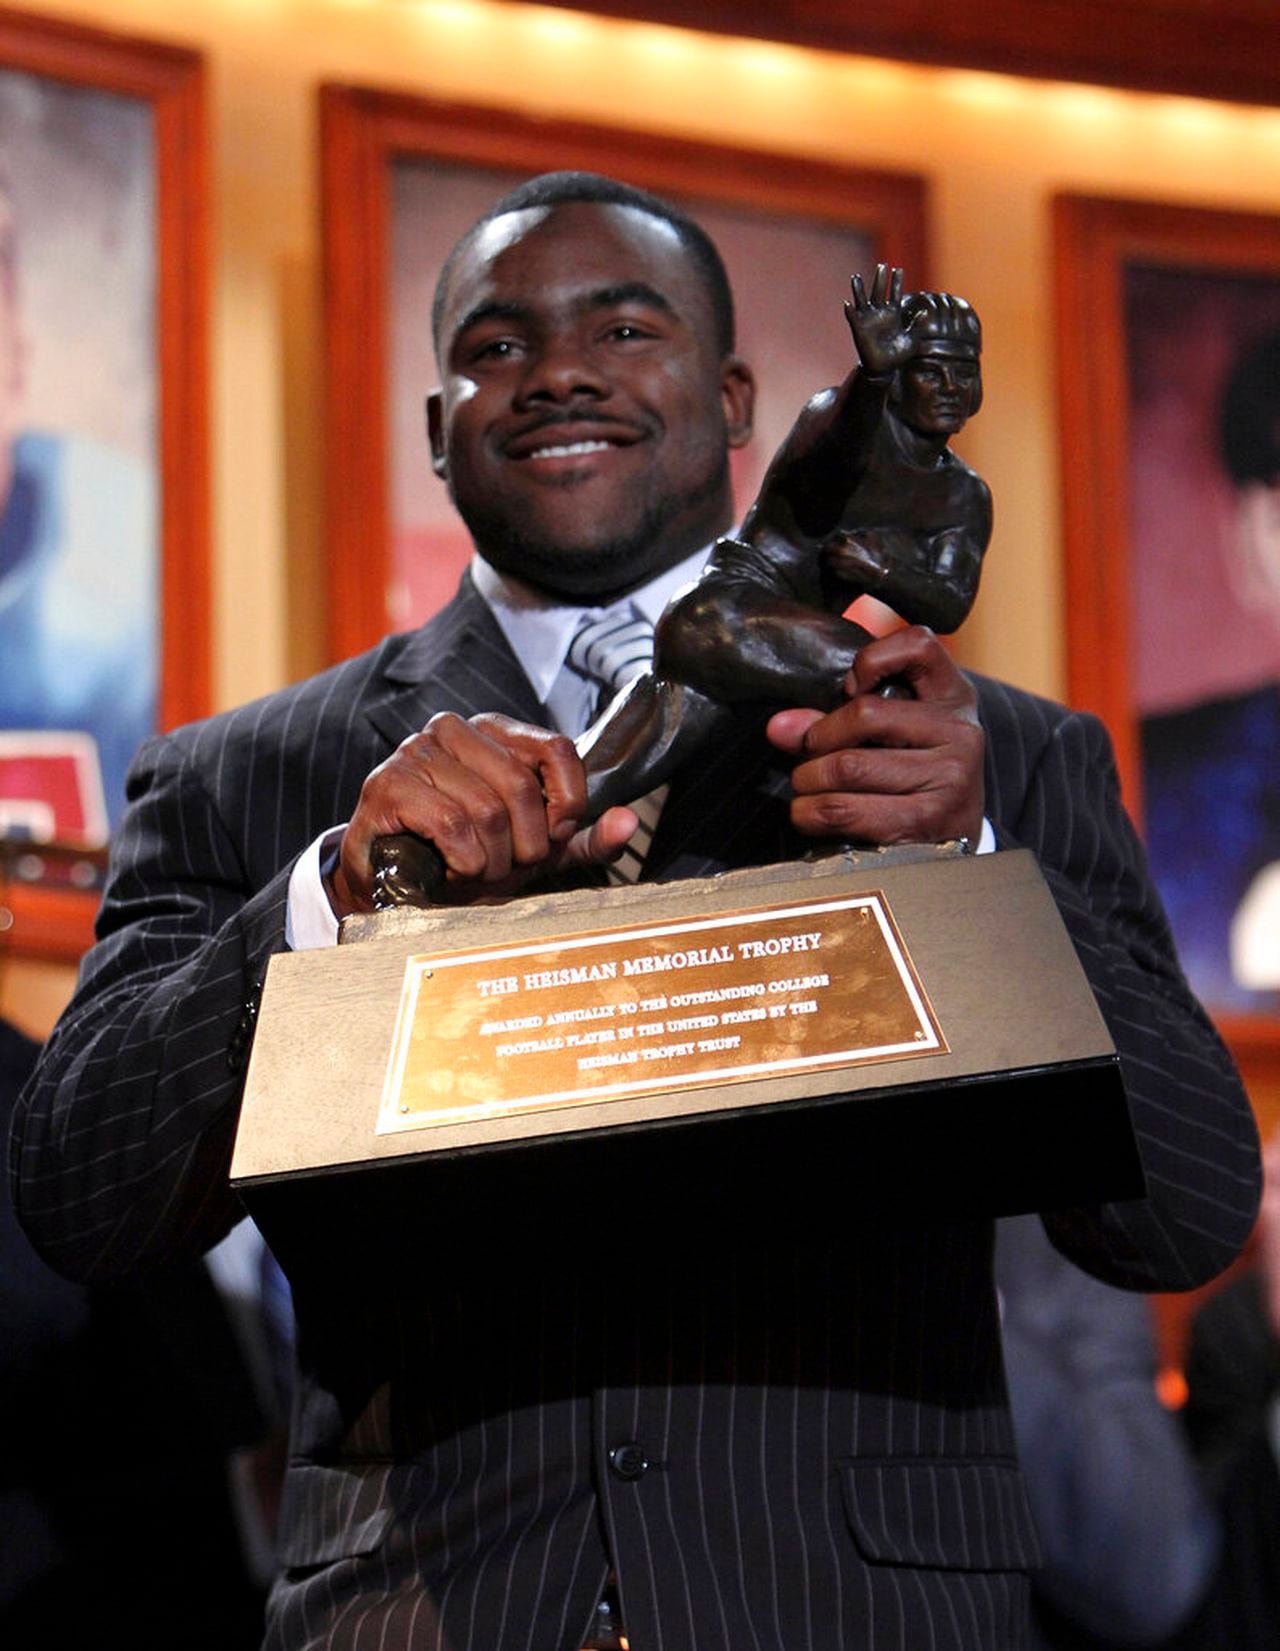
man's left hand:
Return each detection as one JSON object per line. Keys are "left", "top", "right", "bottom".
{"left": 765, "top": 625, "right": 985, "bottom": 846}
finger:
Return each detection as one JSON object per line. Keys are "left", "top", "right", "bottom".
{"left": 850, "top": 272, "right": 866, "bottom": 310}
{"left": 889, "top": 266, "right": 904, "bottom": 306}
{"left": 791, "top": 744, "right": 936, "bottom": 798}
{"left": 765, "top": 706, "right": 825, "bottom": 755}
{"left": 425, "top": 803, "right": 642, "bottom": 907}
{"left": 789, "top": 786, "right": 973, "bottom": 846}
{"left": 787, "top": 725, "right": 985, "bottom": 845}
{"left": 870, "top": 262, "right": 888, "bottom": 305}
{"left": 789, "top": 735, "right": 977, "bottom": 798}
{"left": 848, "top": 625, "right": 975, "bottom": 710}
{"left": 425, "top": 804, "right": 643, "bottom": 908}
{"left": 422, "top": 714, "right": 554, "bottom": 873}
{"left": 792, "top": 694, "right": 951, "bottom": 759}
{"left": 466, "top": 712, "right": 586, "bottom": 844}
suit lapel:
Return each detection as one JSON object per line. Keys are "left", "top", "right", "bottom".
{"left": 362, "top": 572, "right": 546, "bottom": 752}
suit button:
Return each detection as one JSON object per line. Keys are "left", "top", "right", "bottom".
{"left": 609, "top": 1441, "right": 649, "bottom": 1481}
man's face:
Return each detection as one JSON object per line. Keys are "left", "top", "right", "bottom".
{"left": 428, "top": 201, "right": 754, "bottom": 604}
{"left": 895, "top": 347, "right": 981, "bottom": 438}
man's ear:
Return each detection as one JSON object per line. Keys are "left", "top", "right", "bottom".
{"left": 426, "top": 390, "right": 447, "bottom": 477}
{"left": 721, "top": 356, "right": 755, "bottom": 450}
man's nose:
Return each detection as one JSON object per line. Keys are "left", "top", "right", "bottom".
{"left": 515, "top": 335, "right": 609, "bottom": 405}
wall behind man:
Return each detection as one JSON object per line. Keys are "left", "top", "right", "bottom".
{"left": 8, "top": 0, "right": 1280, "bottom": 1047}
{"left": 13, "top": 0, "right": 1280, "bottom": 710}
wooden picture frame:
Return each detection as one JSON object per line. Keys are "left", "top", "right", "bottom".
{"left": 321, "top": 85, "right": 928, "bottom": 662}
{"left": 1055, "top": 193, "right": 1280, "bottom": 1094}
{"left": 0, "top": 9, "right": 208, "bottom": 964}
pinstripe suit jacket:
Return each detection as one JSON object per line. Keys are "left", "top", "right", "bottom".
{"left": 12, "top": 571, "right": 1260, "bottom": 1651}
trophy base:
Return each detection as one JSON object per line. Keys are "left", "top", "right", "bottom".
{"left": 231, "top": 844, "right": 1141, "bottom": 1261}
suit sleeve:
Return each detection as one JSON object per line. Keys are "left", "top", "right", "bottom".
{"left": 985, "top": 688, "right": 1261, "bottom": 1291}
{"left": 996, "top": 1216, "right": 1219, "bottom": 1642}
{"left": 10, "top": 730, "right": 294, "bottom": 1282}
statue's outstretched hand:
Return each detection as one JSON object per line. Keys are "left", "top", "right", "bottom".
{"left": 844, "top": 263, "right": 914, "bottom": 379}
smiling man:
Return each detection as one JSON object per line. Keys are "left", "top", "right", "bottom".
{"left": 13, "top": 173, "right": 1262, "bottom": 1651}
{"left": 425, "top": 192, "right": 754, "bottom": 604}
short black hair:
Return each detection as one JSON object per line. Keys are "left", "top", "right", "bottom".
{"left": 1219, "top": 327, "right": 1280, "bottom": 487}
{"left": 431, "top": 170, "right": 735, "bottom": 361}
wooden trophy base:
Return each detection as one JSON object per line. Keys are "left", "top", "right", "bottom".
{"left": 230, "top": 845, "right": 1141, "bottom": 1254}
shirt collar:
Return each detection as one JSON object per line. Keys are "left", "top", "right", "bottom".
{"left": 470, "top": 542, "right": 715, "bottom": 706}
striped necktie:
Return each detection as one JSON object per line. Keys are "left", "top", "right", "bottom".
{"left": 567, "top": 606, "right": 667, "bottom": 884}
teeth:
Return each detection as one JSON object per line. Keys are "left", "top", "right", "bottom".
{"left": 527, "top": 439, "right": 611, "bottom": 459}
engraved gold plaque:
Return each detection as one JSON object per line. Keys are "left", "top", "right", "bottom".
{"left": 376, "top": 891, "right": 945, "bottom": 1136}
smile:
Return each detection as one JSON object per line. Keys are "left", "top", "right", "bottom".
{"left": 504, "top": 419, "right": 647, "bottom": 462}
{"left": 526, "top": 439, "right": 614, "bottom": 460}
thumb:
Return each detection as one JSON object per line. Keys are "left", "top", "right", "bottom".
{"left": 557, "top": 804, "right": 640, "bottom": 870}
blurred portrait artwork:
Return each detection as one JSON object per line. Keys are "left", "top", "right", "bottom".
{"left": 387, "top": 156, "right": 880, "bottom": 633}
{"left": 1126, "top": 265, "right": 1280, "bottom": 1017}
{"left": 0, "top": 69, "right": 158, "bottom": 846}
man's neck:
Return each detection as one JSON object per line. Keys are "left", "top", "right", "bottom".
{"left": 474, "top": 538, "right": 718, "bottom": 617}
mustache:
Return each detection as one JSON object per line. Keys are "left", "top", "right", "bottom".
{"left": 502, "top": 410, "right": 650, "bottom": 450}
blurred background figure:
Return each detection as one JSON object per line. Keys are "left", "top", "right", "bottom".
{"left": 1167, "top": 1130, "right": 1280, "bottom": 1650}
{"left": 0, "top": 1015, "right": 283, "bottom": 1648}
{"left": 1141, "top": 326, "right": 1280, "bottom": 1007}
{"left": 997, "top": 1215, "right": 1220, "bottom": 1650}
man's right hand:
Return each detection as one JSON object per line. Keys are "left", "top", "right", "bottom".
{"left": 328, "top": 711, "right": 638, "bottom": 916}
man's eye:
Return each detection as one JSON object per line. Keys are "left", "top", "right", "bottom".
{"left": 604, "top": 322, "right": 651, "bottom": 343}
{"left": 471, "top": 337, "right": 520, "bottom": 362}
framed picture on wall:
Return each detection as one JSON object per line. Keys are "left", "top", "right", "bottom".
{"left": 0, "top": 9, "right": 208, "bottom": 961}
{"left": 1055, "top": 193, "right": 1280, "bottom": 1078}
{"left": 320, "top": 86, "right": 929, "bottom": 663}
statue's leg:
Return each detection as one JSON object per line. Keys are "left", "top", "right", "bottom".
{"left": 656, "top": 577, "right": 872, "bottom": 712}
{"left": 577, "top": 672, "right": 732, "bottom": 819}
